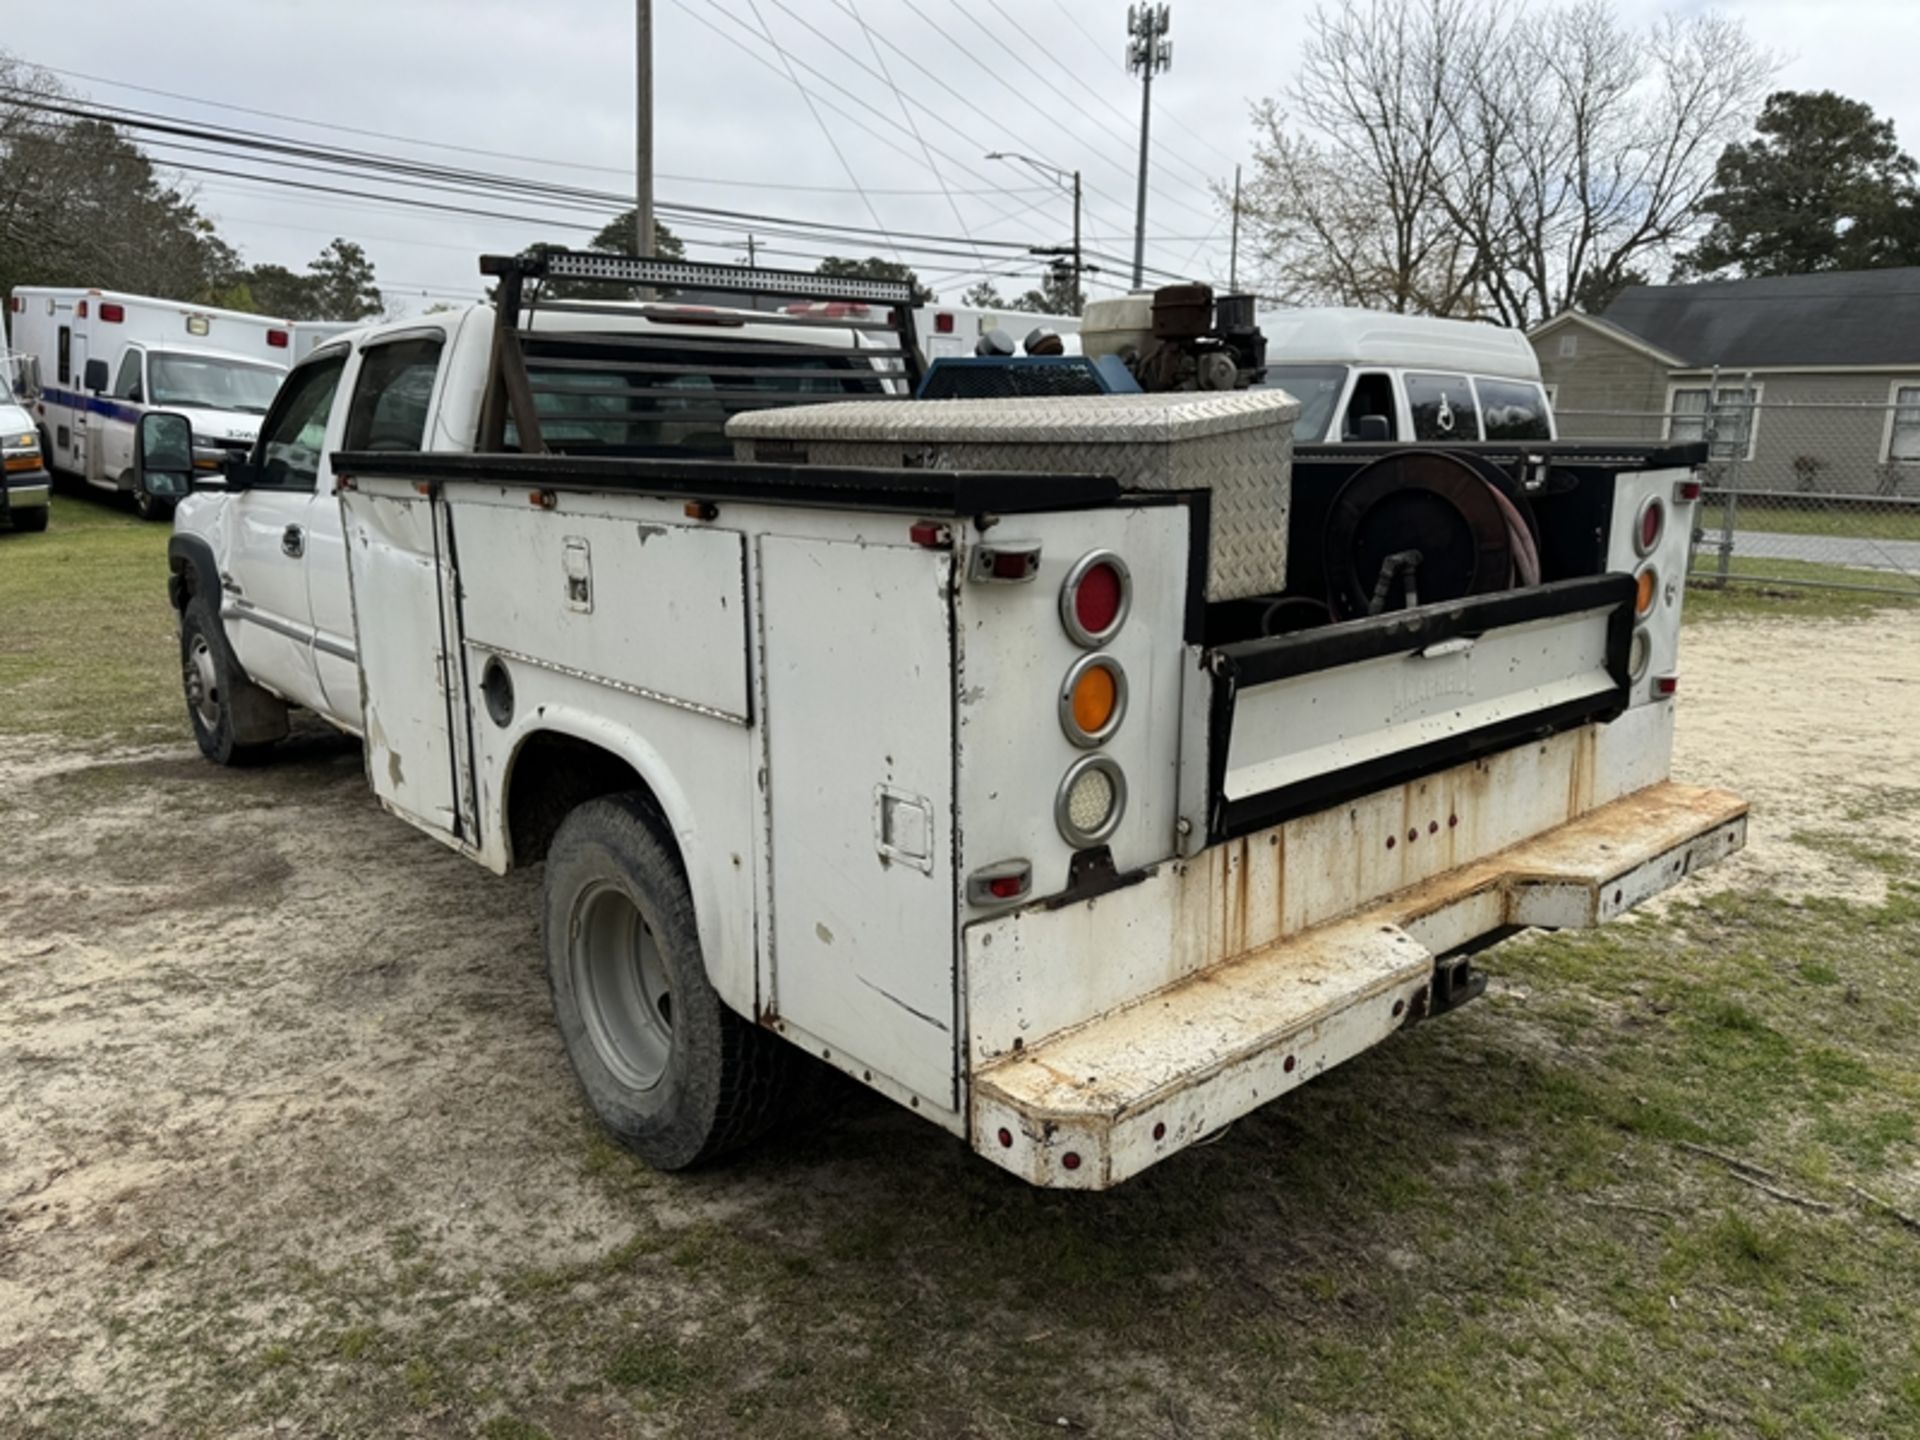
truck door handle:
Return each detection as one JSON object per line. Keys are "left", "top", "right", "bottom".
{"left": 281, "top": 524, "right": 305, "bottom": 558}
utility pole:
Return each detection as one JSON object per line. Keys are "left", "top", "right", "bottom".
{"left": 1126, "top": 4, "right": 1172, "bottom": 289}
{"left": 635, "top": 0, "right": 655, "bottom": 258}
{"left": 1228, "top": 163, "right": 1241, "bottom": 293}
{"left": 985, "top": 152, "right": 1084, "bottom": 310}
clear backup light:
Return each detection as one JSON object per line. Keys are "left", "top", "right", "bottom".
{"left": 1056, "top": 755, "right": 1127, "bottom": 847}
{"left": 1628, "top": 627, "right": 1651, "bottom": 682}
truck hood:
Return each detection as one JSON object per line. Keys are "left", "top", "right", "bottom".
{"left": 0, "top": 402, "right": 33, "bottom": 439}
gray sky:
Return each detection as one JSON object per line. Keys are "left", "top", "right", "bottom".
{"left": 10, "top": 0, "right": 1920, "bottom": 315}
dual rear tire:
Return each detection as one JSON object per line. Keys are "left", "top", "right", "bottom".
{"left": 543, "top": 794, "right": 792, "bottom": 1170}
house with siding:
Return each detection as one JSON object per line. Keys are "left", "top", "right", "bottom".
{"left": 1529, "top": 269, "right": 1920, "bottom": 495}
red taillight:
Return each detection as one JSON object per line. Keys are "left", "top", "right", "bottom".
{"left": 935, "top": 312, "right": 955, "bottom": 334}
{"left": 1654, "top": 674, "right": 1679, "bottom": 699}
{"left": 987, "top": 876, "right": 1023, "bottom": 899}
{"left": 99, "top": 302, "right": 125, "bottom": 323}
{"left": 76, "top": 300, "right": 88, "bottom": 318}
{"left": 1060, "top": 551, "right": 1131, "bottom": 647}
{"left": 9, "top": 296, "right": 20, "bottom": 313}
{"left": 1676, "top": 479, "right": 1703, "bottom": 503}
{"left": 1636, "top": 496, "right": 1664, "bottom": 555}
{"left": 267, "top": 329, "right": 290, "bottom": 348}
{"left": 909, "top": 520, "right": 951, "bottom": 548}
{"left": 1075, "top": 564, "right": 1121, "bottom": 632}
{"left": 967, "top": 860, "right": 1033, "bottom": 906}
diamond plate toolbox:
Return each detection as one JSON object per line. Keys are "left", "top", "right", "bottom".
{"left": 728, "top": 390, "right": 1300, "bottom": 601}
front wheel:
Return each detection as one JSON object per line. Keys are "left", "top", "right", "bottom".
{"left": 8, "top": 506, "right": 48, "bottom": 533}
{"left": 179, "top": 594, "right": 287, "bottom": 764}
{"left": 543, "top": 794, "right": 791, "bottom": 1170}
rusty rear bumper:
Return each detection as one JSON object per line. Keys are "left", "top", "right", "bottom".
{"left": 971, "top": 780, "right": 1747, "bottom": 1189}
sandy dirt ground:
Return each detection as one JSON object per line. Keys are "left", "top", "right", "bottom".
{"left": 2, "top": 607, "right": 1918, "bottom": 1434}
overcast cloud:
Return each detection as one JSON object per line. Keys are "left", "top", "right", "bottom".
{"left": 9, "top": 0, "right": 1920, "bottom": 315}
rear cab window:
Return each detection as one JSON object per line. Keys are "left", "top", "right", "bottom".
{"left": 344, "top": 335, "right": 446, "bottom": 452}
{"left": 509, "top": 339, "right": 884, "bottom": 457}
{"left": 1405, "top": 372, "right": 1481, "bottom": 441}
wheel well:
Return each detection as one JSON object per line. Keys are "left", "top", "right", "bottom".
{"left": 507, "top": 731, "right": 670, "bottom": 867}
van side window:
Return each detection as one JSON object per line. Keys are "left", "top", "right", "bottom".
{"left": 113, "top": 351, "right": 144, "bottom": 403}
{"left": 344, "top": 337, "right": 444, "bottom": 452}
{"left": 256, "top": 355, "right": 348, "bottom": 491}
{"left": 57, "top": 327, "right": 70, "bottom": 386}
{"left": 1475, "top": 378, "right": 1553, "bottom": 441}
{"left": 1342, "top": 372, "right": 1397, "bottom": 440}
{"left": 1406, "top": 372, "right": 1481, "bottom": 441}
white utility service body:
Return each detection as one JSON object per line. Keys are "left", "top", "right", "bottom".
{"left": 166, "top": 253, "right": 1745, "bottom": 1189}
{"left": 8, "top": 287, "right": 290, "bottom": 512}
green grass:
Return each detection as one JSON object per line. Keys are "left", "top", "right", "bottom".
{"left": 1702, "top": 501, "right": 1920, "bottom": 543}
{"left": 0, "top": 491, "right": 181, "bottom": 743}
{"left": 1686, "top": 553, "right": 1920, "bottom": 621}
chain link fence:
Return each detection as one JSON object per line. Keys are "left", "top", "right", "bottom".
{"left": 1557, "top": 385, "right": 1920, "bottom": 599}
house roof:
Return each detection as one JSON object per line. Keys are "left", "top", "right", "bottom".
{"left": 1527, "top": 310, "right": 1687, "bottom": 367}
{"left": 1598, "top": 268, "right": 1920, "bottom": 369}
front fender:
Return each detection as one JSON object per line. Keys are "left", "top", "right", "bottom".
{"left": 166, "top": 531, "right": 222, "bottom": 614}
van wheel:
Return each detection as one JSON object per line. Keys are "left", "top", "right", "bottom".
{"left": 543, "top": 794, "right": 790, "bottom": 1170}
{"left": 179, "top": 594, "right": 287, "bottom": 764}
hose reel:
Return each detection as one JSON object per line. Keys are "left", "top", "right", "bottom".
{"left": 1323, "top": 450, "right": 1541, "bottom": 621}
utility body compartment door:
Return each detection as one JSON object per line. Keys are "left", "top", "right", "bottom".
{"left": 760, "top": 535, "right": 957, "bottom": 1109}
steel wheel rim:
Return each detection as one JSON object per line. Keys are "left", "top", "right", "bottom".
{"left": 185, "top": 635, "right": 221, "bottom": 730}
{"left": 570, "top": 881, "right": 674, "bottom": 1091}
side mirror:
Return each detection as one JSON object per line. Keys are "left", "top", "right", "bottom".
{"left": 216, "top": 450, "right": 258, "bottom": 493}
{"left": 1356, "top": 414, "right": 1391, "bottom": 443}
{"left": 83, "top": 358, "right": 110, "bottom": 395}
{"left": 135, "top": 411, "right": 196, "bottom": 502}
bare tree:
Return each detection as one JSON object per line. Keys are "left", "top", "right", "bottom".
{"left": 1238, "top": 0, "right": 1775, "bottom": 325}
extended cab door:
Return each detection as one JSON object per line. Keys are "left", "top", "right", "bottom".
{"left": 310, "top": 330, "right": 448, "bottom": 724}
{"left": 224, "top": 352, "right": 347, "bottom": 716}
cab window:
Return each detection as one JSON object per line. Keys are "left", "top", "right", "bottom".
{"left": 1406, "top": 372, "right": 1481, "bottom": 441}
{"left": 113, "top": 351, "right": 144, "bottom": 402}
{"left": 255, "top": 354, "right": 347, "bottom": 491}
{"left": 343, "top": 337, "right": 444, "bottom": 452}
{"left": 1474, "top": 377, "right": 1553, "bottom": 441}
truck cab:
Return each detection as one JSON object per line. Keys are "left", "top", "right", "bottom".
{"left": 1251, "top": 308, "right": 1556, "bottom": 445}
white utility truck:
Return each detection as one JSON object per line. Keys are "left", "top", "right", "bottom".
{"left": 157, "top": 252, "right": 1745, "bottom": 1190}
{"left": 8, "top": 287, "right": 291, "bottom": 519}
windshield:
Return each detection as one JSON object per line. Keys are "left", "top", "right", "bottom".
{"left": 147, "top": 353, "right": 286, "bottom": 415}
{"left": 1253, "top": 364, "right": 1349, "bottom": 441}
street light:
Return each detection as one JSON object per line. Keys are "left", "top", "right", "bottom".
{"left": 985, "top": 151, "right": 1083, "bottom": 309}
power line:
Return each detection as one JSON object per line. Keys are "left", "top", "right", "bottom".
{"left": 739, "top": 0, "right": 901, "bottom": 264}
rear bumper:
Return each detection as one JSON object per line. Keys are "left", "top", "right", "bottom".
{"left": 971, "top": 780, "right": 1747, "bottom": 1189}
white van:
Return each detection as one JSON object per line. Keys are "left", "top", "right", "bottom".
{"left": 7, "top": 288, "right": 291, "bottom": 519}
{"left": 1254, "top": 308, "right": 1555, "bottom": 445}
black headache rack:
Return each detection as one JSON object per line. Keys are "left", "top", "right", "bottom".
{"left": 474, "top": 250, "right": 928, "bottom": 457}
